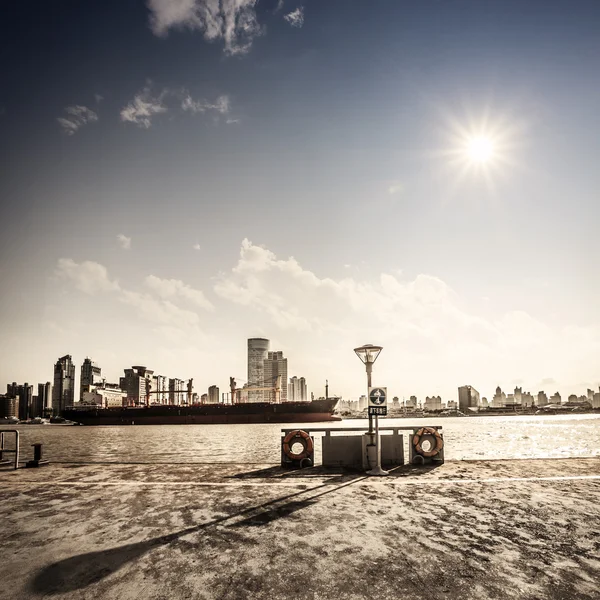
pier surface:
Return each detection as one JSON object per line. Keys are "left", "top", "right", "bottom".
{"left": 1, "top": 458, "right": 599, "bottom": 600}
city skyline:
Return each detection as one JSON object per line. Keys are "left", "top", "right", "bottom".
{"left": 1, "top": 1, "right": 599, "bottom": 401}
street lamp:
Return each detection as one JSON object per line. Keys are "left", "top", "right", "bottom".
{"left": 354, "top": 344, "right": 383, "bottom": 435}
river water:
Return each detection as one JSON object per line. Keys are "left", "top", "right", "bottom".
{"left": 2, "top": 413, "right": 599, "bottom": 464}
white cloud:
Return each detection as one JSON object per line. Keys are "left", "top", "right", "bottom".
{"left": 120, "top": 86, "right": 168, "bottom": 128}
{"left": 181, "top": 93, "right": 229, "bottom": 115}
{"left": 225, "top": 118, "right": 240, "bottom": 125}
{"left": 283, "top": 6, "right": 304, "bottom": 28}
{"left": 145, "top": 275, "right": 214, "bottom": 311}
{"left": 55, "top": 259, "right": 120, "bottom": 294}
{"left": 117, "top": 234, "right": 132, "bottom": 250}
{"left": 57, "top": 105, "right": 98, "bottom": 135}
{"left": 193, "top": 243, "right": 201, "bottom": 250}
{"left": 120, "top": 291, "right": 201, "bottom": 329}
{"left": 213, "top": 239, "right": 600, "bottom": 397}
{"left": 147, "top": 0, "right": 262, "bottom": 55}
{"left": 94, "top": 94, "right": 104, "bottom": 103}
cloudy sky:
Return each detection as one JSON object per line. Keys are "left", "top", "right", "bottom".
{"left": 1, "top": 0, "right": 599, "bottom": 401}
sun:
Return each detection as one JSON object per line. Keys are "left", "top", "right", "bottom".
{"left": 466, "top": 136, "right": 495, "bottom": 163}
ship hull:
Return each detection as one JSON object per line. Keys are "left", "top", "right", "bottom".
{"left": 63, "top": 398, "right": 341, "bottom": 426}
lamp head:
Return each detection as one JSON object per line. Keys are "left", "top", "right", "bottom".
{"left": 353, "top": 344, "right": 383, "bottom": 365}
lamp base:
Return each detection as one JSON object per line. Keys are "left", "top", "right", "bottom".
{"left": 366, "top": 466, "right": 389, "bottom": 477}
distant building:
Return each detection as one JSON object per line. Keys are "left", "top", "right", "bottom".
{"left": 0, "top": 394, "right": 19, "bottom": 419}
{"left": 120, "top": 366, "right": 154, "bottom": 405}
{"left": 481, "top": 397, "right": 489, "bottom": 408}
{"left": 169, "top": 378, "right": 185, "bottom": 405}
{"left": 52, "top": 355, "right": 76, "bottom": 415}
{"left": 587, "top": 389, "right": 595, "bottom": 401}
{"left": 37, "top": 382, "right": 52, "bottom": 417}
{"left": 82, "top": 384, "right": 126, "bottom": 408}
{"left": 8, "top": 382, "right": 33, "bottom": 420}
{"left": 392, "top": 396, "right": 399, "bottom": 407}
{"left": 264, "top": 351, "right": 288, "bottom": 403}
{"left": 208, "top": 385, "right": 219, "bottom": 404}
{"left": 550, "top": 392, "right": 561, "bottom": 405}
{"left": 492, "top": 386, "right": 506, "bottom": 408}
{"left": 522, "top": 392, "right": 534, "bottom": 408}
{"left": 446, "top": 400, "right": 458, "bottom": 410}
{"left": 592, "top": 389, "right": 600, "bottom": 409}
{"left": 200, "top": 393, "right": 208, "bottom": 403}
{"left": 80, "top": 358, "right": 103, "bottom": 401}
{"left": 537, "top": 391, "right": 548, "bottom": 407}
{"left": 192, "top": 393, "right": 199, "bottom": 403}
{"left": 247, "top": 338, "right": 270, "bottom": 402}
{"left": 288, "top": 376, "right": 308, "bottom": 402}
{"left": 406, "top": 396, "right": 417, "bottom": 409}
{"left": 151, "top": 375, "right": 168, "bottom": 404}
{"left": 458, "top": 385, "right": 480, "bottom": 413}
{"left": 424, "top": 396, "right": 442, "bottom": 411}
{"left": 358, "top": 395, "right": 368, "bottom": 411}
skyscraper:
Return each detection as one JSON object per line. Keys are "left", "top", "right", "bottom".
{"left": 208, "top": 385, "right": 220, "bottom": 404}
{"left": 458, "top": 385, "right": 480, "bottom": 413}
{"left": 169, "top": 378, "right": 185, "bottom": 405}
{"left": 289, "top": 376, "right": 308, "bottom": 402}
{"left": 52, "top": 355, "right": 75, "bottom": 415}
{"left": 264, "top": 351, "right": 288, "bottom": 403}
{"left": 80, "top": 358, "right": 102, "bottom": 401}
{"left": 37, "top": 382, "right": 52, "bottom": 417}
{"left": 7, "top": 382, "right": 33, "bottom": 420}
{"left": 247, "top": 338, "right": 269, "bottom": 402}
{"left": 120, "top": 366, "right": 154, "bottom": 405}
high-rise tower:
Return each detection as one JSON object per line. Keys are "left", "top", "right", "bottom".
{"left": 247, "top": 338, "right": 269, "bottom": 402}
{"left": 80, "top": 358, "right": 102, "bottom": 401}
{"left": 264, "top": 351, "right": 288, "bottom": 403}
{"left": 52, "top": 355, "right": 75, "bottom": 415}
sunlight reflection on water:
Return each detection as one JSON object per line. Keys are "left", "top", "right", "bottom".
{"left": 5, "top": 413, "right": 600, "bottom": 463}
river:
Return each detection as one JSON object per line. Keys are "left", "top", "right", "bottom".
{"left": 2, "top": 413, "right": 599, "bottom": 464}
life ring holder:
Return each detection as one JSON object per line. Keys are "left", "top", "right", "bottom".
{"left": 412, "top": 427, "right": 443, "bottom": 457}
{"left": 282, "top": 430, "right": 314, "bottom": 462}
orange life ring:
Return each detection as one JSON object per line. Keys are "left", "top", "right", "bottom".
{"left": 282, "top": 430, "right": 314, "bottom": 461}
{"left": 412, "top": 427, "right": 443, "bottom": 457}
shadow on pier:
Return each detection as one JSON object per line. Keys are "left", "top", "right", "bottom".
{"left": 29, "top": 474, "right": 364, "bottom": 595}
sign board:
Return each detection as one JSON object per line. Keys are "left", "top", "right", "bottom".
{"left": 368, "top": 387, "right": 387, "bottom": 416}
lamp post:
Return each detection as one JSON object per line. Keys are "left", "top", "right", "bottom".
{"left": 354, "top": 344, "right": 383, "bottom": 435}
{"left": 354, "top": 344, "right": 388, "bottom": 476}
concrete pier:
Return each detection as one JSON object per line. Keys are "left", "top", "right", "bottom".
{"left": 1, "top": 458, "right": 599, "bottom": 599}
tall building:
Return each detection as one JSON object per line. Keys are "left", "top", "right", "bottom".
{"left": 406, "top": 395, "right": 417, "bottom": 409}
{"left": 424, "top": 396, "right": 442, "bottom": 411}
{"left": 358, "top": 395, "right": 367, "bottom": 411}
{"left": 80, "top": 358, "right": 102, "bottom": 401}
{"left": 7, "top": 383, "right": 33, "bottom": 420}
{"left": 82, "top": 384, "right": 126, "bottom": 408}
{"left": 458, "top": 385, "right": 480, "bottom": 413}
{"left": 264, "top": 351, "right": 288, "bottom": 403}
{"left": 208, "top": 385, "right": 219, "bottom": 404}
{"left": 120, "top": 366, "right": 154, "bottom": 405}
{"left": 288, "top": 376, "right": 307, "bottom": 402}
{"left": 151, "top": 375, "right": 168, "bottom": 404}
{"left": 537, "top": 391, "right": 548, "bottom": 406}
{"left": 247, "top": 338, "right": 270, "bottom": 402}
{"left": 169, "top": 378, "right": 185, "bottom": 405}
{"left": 0, "top": 395, "right": 19, "bottom": 419}
{"left": 492, "top": 386, "right": 506, "bottom": 408}
{"left": 37, "top": 382, "right": 52, "bottom": 417}
{"left": 52, "top": 355, "right": 75, "bottom": 415}
{"left": 550, "top": 392, "right": 561, "bottom": 405}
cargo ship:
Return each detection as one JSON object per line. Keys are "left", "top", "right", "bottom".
{"left": 63, "top": 397, "right": 341, "bottom": 425}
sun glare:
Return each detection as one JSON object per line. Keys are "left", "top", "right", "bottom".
{"left": 466, "top": 136, "right": 494, "bottom": 163}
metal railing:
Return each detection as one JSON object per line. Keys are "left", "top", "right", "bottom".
{"left": 0, "top": 430, "right": 20, "bottom": 470}
{"left": 282, "top": 425, "right": 442, "bottom": 437}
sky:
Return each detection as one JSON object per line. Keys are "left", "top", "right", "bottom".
{"left": 1, "top": 0, "right": 599, "bottom": 402}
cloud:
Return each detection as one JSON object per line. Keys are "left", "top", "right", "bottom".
{"left": 57, "top": 105, "right": 98, "bottom": 135}
{"left": 55, "top": 259, "right": 209, "bottom": 331}
{"left": 181, "top": 93, "right": 229, "bottom": 115}
{"left": 145, "top": 275, "right": 214, "bottom": 311}
{"left": 283, "top": 6, "right": 304, "bottom": 28}
{"left": 55, "top": 259, "right": 120, "bottom": 294}
{"left": 94, "top": 94, "right": 104, "bottom": 103}
{"left": 120, "top": 86, "right": 168, "bottom": 128}
{"left": 117, "top": 234, "right": 132, "bottom": 250}
{"left": 193, "top": 243, "right": 201, "bottom": 250}
{"left": 147, "top": 0, "right": 262, "bottom": 55}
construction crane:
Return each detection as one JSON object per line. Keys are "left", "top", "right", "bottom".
{"left": 142, "top": 378, "right": 193, "bottom": 405}
{"left": 228, "top": 375, "right": 282, "bottom": 404}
